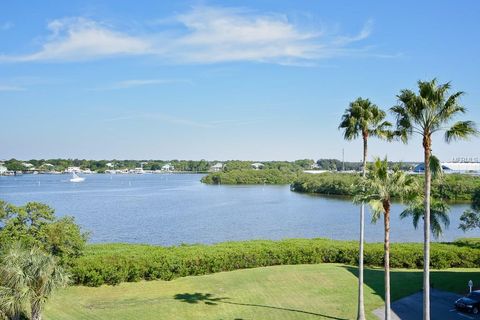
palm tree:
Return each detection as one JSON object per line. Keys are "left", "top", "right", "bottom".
{"left": 339, "top": 97, "right": 392, "bottom": 320}
{"left": 0, "top": 247, "right": 29, "bottom": 320}
{"left": 391, "top": 79, "right": 477, "bottom": 319}
{"left": 0, "top": 245, "right": 69, "bottom": 320}
{"left": 354, "top": 158, "right": 417, "bottom": 320}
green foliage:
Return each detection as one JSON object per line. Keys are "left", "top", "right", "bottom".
{"left": 338, "top": 97, "right": 392, "bottom": 141}
{"left": 4, "top": 159, "right": 26, "bottom": 172}
{"left": 0, "top": 245, "right": 69, "bottom": 320}
{"left": 70, "top": 239, "right": 480, "bottom": 287}
{"left": 201, "top": 169, "right": 298, "bottom": 185}
{"left": 431, "top": 174, "right": 480, "bottom": 201}
{"left": 291, "top": 173, "right": 360, "bottom": 195}
{"left": 0, "top": 201, "right": 88, "bottom": 266}
{"left": 354, "top": 158, "right": 418, "bottom": 219}
{"left": 459, "top": 188, "right": 480, "bottom": 231}
{"left": 291, "top": 172, "right": 480, "bottom": 201}
{"left": 400, "top": 200, "right": 450, "bottom": 239}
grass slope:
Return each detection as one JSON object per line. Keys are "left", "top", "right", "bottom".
{"left": 45, "top": 264, "right": 480, "bottom": 320}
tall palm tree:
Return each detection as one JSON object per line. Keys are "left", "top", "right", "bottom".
{"left": 391, "top": 79, "right": 477, "bottom": 319}
{"left": 354, "top": 158, "right": 417, "bottom": 320}
{"left": 0, "top": 245, "right": 69, "bottom": 320}
{"left": 339, "top": 97, "right": 392, "bottom": 320}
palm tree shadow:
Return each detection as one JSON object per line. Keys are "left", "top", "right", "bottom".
{"left": 342, "top": 265, "right": 478, "bottom": 302}
{"left": 174, "top": 292, "right": 349, "bottom": 320}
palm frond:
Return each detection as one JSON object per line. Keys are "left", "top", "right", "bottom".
{"left": 401, "top": 200, "right": 450, "bottom": 239}
{"left": 430, "top": 155, "right": 443, "bottom": 180}
{"left": 445, "top": 121, "right": 479, "bottom": 142}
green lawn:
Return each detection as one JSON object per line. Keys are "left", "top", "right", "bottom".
{"left": 44, "top": 264, "right": 480, "bottom": 320}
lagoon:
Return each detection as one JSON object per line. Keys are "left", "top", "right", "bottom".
{"left": 0, "top": 173, "right": 477, "bottom": 245}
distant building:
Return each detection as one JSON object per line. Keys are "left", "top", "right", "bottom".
{"left": 413, "top": 161, "right": 480, "bottom": 174}
{"left": 161, "top": 163, "right": 174, "bottom": 172}
{"left": 210, "top": 163, "right": 223, "bottom": 172}
{"left": 106, "top": 163, "right": 114, "bottom": 168}
{"left": 22, "top": 162, "right": 35, "bottom": 170}
{"left": 65, "top": 166, "right": 81, "bottom": 173}
{"left": 251, "top": 162, "right": 264, "bottom": 170}
{"left": 0, "top": 165, "right": 7, "bottom": 175}
{"left": 129, "top": 167, "right": 145, "bottom": 174}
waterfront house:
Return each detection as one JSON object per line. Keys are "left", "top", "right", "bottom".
{"left": 251, "top": 162, "right": 264, "bottom": 170}
{"left": 210, "top": 163, "right": 223, "bottom": 172}
{"left": 129, "top": 167, "right": 145, "bottom": 174}
{"left": 22, "top": 162, "right": 35, "bottom": 170}
{"left": 0, "top": 165, "right": 7, "bottom": 175}
{"left": 161, "top": 163, "right": 174, "bottom": 172}
{"left": 65, "top": 166, "right": 82, "bottom": 173}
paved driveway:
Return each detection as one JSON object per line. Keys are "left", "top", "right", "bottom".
{"left": 374, "top": 289, "right": 480, "bottom": 320}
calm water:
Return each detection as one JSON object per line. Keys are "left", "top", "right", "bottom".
{"left": 0, "top": 174, "right": 477, "bottom": 245}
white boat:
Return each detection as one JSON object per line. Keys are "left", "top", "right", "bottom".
{"left": 70, "top": 172, "right": 85, "bottom": 182}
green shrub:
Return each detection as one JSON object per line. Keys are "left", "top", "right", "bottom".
{"left": 70, "top": 238, "right": 480, "bottom": 286}
{"left": 201, "top": 169, "right": 299, "bottom": 185}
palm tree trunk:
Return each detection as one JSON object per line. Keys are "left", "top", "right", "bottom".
{"left": 357, "top": 134, "right": 368, "bottom": 320}
{"left": 31, "top": 300, "right": 42, "bottom": 320}
{"left": 384, "top": 202, "right": 391, "bottom": 320}
{"left": 423, "top": 136, "right": 431, "bottom": 320}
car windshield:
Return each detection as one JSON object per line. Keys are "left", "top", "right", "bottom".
{"left": 467, "top": 292, "right": 480, "bottom": 300}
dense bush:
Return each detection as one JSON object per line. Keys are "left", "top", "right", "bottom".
{"left": 201, "top": 169, "right": 299, "bottom": 185}
{"left": 71, "top": 238, "right": 480, "bottom": 286}
{"left": 432, "top": 175, "right": 480, "bottom": 201}
{"left": 292, "top": 173, "right": 480, "bottom": 201}
{"left": 0, "top": 200, "right": 88, "bottom": 266}
{"left": 291, "top": 173, "right": 360, "bottom": 195}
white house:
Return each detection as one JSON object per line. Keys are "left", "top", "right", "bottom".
{"left": 129, "top": 167, "right": 145, "bottom": 174}
{"left": 0, "top": 165, "right": 7, "bottom": 175}
{"left": 65, "top": 166, "right": 82, "bottom": 173}
{"left": 251, "top": 162, "right": 264, "bottom": 170}
{"left": 161, "top": 163, "right": 174, "bottom": 172}
{"left": 210, "top": 163, "right": 223, "bottom": 172}
{"left": 22, "top": 162, "right": 35, "bottom": 170}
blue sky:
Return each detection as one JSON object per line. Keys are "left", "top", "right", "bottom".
{"left": 0, "top": 1, "right": 479, "bottom": 161}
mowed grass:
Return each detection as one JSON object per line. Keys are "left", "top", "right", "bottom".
{"left": 44, "top": 264, "right": 480, "bottom": 320}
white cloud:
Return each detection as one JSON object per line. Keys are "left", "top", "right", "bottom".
{"left": 0, "top": 18, "right": 151, "bottom": 62}
{"left": 0, "top": 85, "right": 25, "bottom": 91}
{"left": 0, "top": 7, "right": 377, "bottom": 65}
{"left": 93, "top": 78, "right": 193, "bottom": 90}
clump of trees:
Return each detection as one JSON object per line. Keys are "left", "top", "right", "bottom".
{"left": 291, "top": 172, "right": 480, "bottom": 201}
{"left": 0, "top": 201, "right": 87, "bottom": 320}
{"left": 201, "top": 169, "right": 298, "bottom": 185}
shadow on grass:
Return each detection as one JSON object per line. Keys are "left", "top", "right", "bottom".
{"left": 342, "top": 265, "right": 480, "bottom": 302}
{"left": 174, "top": 292, "right": 348, "bottom": 320}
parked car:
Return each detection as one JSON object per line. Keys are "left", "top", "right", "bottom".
{"left": 455, "top": 290, "right": 480, "bottom": 314}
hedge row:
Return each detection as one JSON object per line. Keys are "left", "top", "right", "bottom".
{"left": 71, "top": 238, "right": 480, "bottom": 286}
